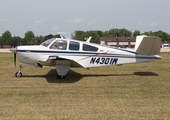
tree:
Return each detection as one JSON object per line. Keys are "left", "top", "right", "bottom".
{"left": 34, "top": 36, "right": 41, "bottom": 45}
{"left": 39, "top": 35, "right": 45, "bottom": 44}
{"left": 83, "top": 31, "right": 100, "bottom": 43}
{"left": 158, "top": 32, "right": 169, "bottom": 42}
{"left": 133, "top": 30, "right": 141, "bottom": 37}
{"left": 74, "top": 31, "right": 85, "bottom": 40}
{"left": 118, "top": 28, "right": 132, "bottom": 37}
{"left": 107, "top": 28, "right": 132, "bottom": 37}
{"left": 9, "top": 36, "right": 22, "bottom": 46}
{"left": 103, "top": 31, "right": 113, "bottom": 37}
{"left": 1, "top": 30, "right": 12, "bottom": 45}
{"left": 108, "top": 29, "right": 119, "bottom": 37}
{"left": 23, "top": 31, "right": 35, "bottom": 45}
{"left": 142, "top": 30, "right": 170, "bottom": 42}
{"left": 35, "top": 36, "right": 44, "bottom": 45}
{"left": 142, "top": 31, "right": 155, "bottom": 36}
{"left": 96, "top": 30, "right": 104, "bottom": 37}
{"left": 74, "top": 30, "right": 100, "bottom": 43}
{"left": 53, "top": 34, "right": 61, "bottom": 38}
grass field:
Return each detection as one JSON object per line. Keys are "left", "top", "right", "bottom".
{"left": 0, "top": 53, "right": 170, "bottom": 119}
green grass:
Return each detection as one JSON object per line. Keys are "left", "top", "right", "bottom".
{"left": 0, "top": 53, "right": 170, "bottom": 119}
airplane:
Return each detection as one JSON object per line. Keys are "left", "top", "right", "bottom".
{"left": 10, "top": 34, "right": 162, "bottom": 79}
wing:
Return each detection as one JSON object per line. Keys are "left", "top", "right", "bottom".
{"left": 38, "top": 56, "right": 83, "bottom": 67}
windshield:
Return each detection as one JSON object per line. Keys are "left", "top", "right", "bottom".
{"left": 50, "top": 40, "right": 67, "bottom": 50}
{"left": 41, "top": 38, "right": 56, "bottom": 47}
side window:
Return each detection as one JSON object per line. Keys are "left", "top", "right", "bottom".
{"left": 83, "top": 44, "right": 98, "bottom": 52}
{"left": 69, "top": 41, "right": 80, "bottom": 50}
{"left": 50, "top": 40, "right": 67, "bottom": 50}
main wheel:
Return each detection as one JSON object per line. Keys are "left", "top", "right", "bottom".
{"left": 15, "top": 72, "right": 22, "bottom": 77}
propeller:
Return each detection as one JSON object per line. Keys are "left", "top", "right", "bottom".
{"left": 9, "top": 34, "right": 17, "bottom": 67}
{"left": 14, "top": 39, "right": 16, "bottom": 67}
{"left": 9, "top": 47, "right": 17, "bottom": 66}
{"left": 13, "top": 34, "right": 17, "bottom": 67}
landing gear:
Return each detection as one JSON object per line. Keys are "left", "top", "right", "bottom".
{"left": 15, "top": 65, "right": 22, "bottom": 77}
{"left": 57, "top": 74, "right": 66, "bottom": 79}
{"left": 55, "top": 64, "right": 70, "bottom": 79}
{"left": 56, "top": 71, "right": 66, "bottom": 79}
{"left": 15, "top": 71, "right": 22, "bottom": 77}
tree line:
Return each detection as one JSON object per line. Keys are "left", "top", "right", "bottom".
{"left": 75, "top": 29, "right": 170, "bottom": 44}
{"left": 0, "top": 29, "right": 170, "bottom": 46}
{"left": 0, "top": 31, "right": 60, "bottom": 47}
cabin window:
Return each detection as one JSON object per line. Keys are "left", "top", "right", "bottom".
{"left": 83, "top": 44, "right": 98, "bottom": 52}
{"left": 69, "top": 41, "right": 80, "bottom": 50}
{"left": 50, "top": 40, "right": 67, "bottom": 50}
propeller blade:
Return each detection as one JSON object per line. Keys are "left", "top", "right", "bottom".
{"left": 9, "top": 48, "right": 17, "bottom": 67}
{"left": 14, "top": 53, "right": 16, "bottom": 67}
{"left": 13, "top": 34, "right": 16, "bottom": 67}
{"left": 9, "top": 48, "right": 17, "bottom": 53}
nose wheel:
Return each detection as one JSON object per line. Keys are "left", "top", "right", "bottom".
{"left": 15, "top": 71, "right": 22, "bottom": 77}
{"left": 15, "top": 65, "right": 22, "bottom": 77}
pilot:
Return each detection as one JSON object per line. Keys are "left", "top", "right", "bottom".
{"left": 51, "top": 45, "right": 57, "bottom": 49}
{"left": 61, "top": 44, "right": 66, "bottom": 50}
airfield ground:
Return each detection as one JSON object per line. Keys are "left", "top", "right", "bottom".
{"left": 0, "top": 52, "right": 170, "bottom": 119}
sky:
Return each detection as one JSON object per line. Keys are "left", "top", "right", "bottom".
{"left": 0, "top": 0, "right": 169, "bottom": 38}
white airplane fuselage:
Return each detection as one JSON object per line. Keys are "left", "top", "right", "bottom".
{"left": 17, "top": 39, "right": 161, "bottom": 67}
{"left": 11, "top": 36, "right": 162, "bottom": 78}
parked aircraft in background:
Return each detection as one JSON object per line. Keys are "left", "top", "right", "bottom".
{"left": 162, "top": 43, "right": 169, "bottom": 48}
{"left": 10, "top": 35, "right": 162, "bottom": 78}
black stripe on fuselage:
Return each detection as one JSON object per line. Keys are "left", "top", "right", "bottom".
{"left": 17, "top": 50, "right": 161, "bottom": 59}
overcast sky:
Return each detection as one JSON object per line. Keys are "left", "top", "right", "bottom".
{"left": 0, "top": 0, "right": 169, "bottom": 38}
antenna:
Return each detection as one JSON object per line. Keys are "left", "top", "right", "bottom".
{"left": 123, "top": 23, "right": 125, "bottom": 37}
{"left": 86, "top": 36, "right": 92, "bottom": 43}
{"left": 58, "top": 32, "right": 68, "bottom": 39}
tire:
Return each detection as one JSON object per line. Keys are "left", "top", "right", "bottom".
{"left": 15, "top": 72, "right": 22, "bottom": 77}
